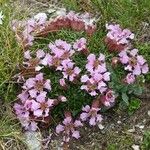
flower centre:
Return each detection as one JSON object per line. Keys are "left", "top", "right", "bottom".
{"left": 129, "top": 57, "right": 137, "bottom": 66}
{"left": 88, "top": 83, "right": 97, "bottom": 91}
{"left": 66, "top": 68, "right": 74, "bottom": 75}
{"left": 35, "top": 80, "right": 44, "bottom": 91}
{"left": 94, "top": 60, "right": 100, "bottom": 68}
{"left": 53, "top": 57, "right": 61, "bottom": 67}
{"left": 40, "top": 102, "right": 48, "bottom": 110}
{"left": 62, "top": 52, "right": 70, "bottom": 59}
{"left": 29, "top": 58, "right": 40, "bottom": 67}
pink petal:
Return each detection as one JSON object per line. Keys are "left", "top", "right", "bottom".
{"left": 24, "top": 50, "right": 31, "bottom": 59}
{"left": 18, "top": 91, "right": 29, "bottom": 102}
{"left": 47, "top": 99, "right": 54, "bottom": 107}
{"left": 130, "top": 49, "right": 138, "bottom": 57}
{"left": 133, "top": 65, "right": 141, "bottom": 75}
{"left": 96, "top": 114, "right": 103, "bottom": 122}
{"left": 74, "top": 120, "right": 83, "bottom": 127}
{"left": 82, "top": 105, "right": 90, "bottom": 112}
{"left": 90, "top": 91, "right": 97, "bottom": 96}
{"left": 31, "top": 100, "right": 40, "bottom": 111}
{"left": 28, "top": 89, "right": 38, "bottom": 98}
{"left": 56, "top": 124, "right": 64, "bottom": 134}
{"left": 36, "top": 92, "right": 47, "bottom": 103}
{"left": 80, "top": 112, "right": 89, "bottom": 121}
{"left": 137, "top": 55, "right": 146, "bottom": 65}
{"left": 87, "top": 54, "right": 95, "bottom": 62}
{"left": 63, "top": 117, "right": 72, "bottom": 125}
{"left": 81, "top": 75, "right": 89, "bottom": 82}
{"left": 103, "top": 72, "right": 110, "bottom": 81}
{"left": 24, "top": 78, "right": 35, "bottom": 89}
{"left": 89, "top": 117, "right": 96, "bottom": 126}
{"left": 98, "top": 53, "right": 105, "bottom": 61}
{"left": 36, "top": 73, "right": 43, "bottom": 81}
{"left": 142, "top": 64, "right": 149, "bottom": 74}
{"left": 29, "top": 121, "right": 38, "bottom": 131}
{"left": 59, "top": 78, "right": 66, "bottom": 86}
{"left": 34, "top": 109, "right": 43, "bottom": 117}
{"left": 74, "top": 67, "right": 81, "bottom": 74}
{"left": 44, "top": 79, "right": 51, "bottom": 90}
{"left": 72, "top": 130, "right": 80, "bottom": 139}
{"left": 36, "top": 49, "right": 45, "bottom": 58}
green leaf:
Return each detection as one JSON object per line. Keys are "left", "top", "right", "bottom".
{"left": 133, "top": 86, "right": 143, "bottom": 95}
{"left": 122, "top": 93, "right": 129, "bottom": 106}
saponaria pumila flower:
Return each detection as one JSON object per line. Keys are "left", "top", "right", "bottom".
{"left": 12, "top": 13, "right": 47, "bottom": 48}
{"left": 118, "top": 49, "right": 149, "bottom": 84}
{"left": 80, "top": 100, "right": 102, "bottom": 126}
{"left": 13, "top": 91, "right": 58, "bottom": 131}
{"left": 105, "top": 23, "right": 134, "bottom": 52}
{"left": 81, "top": 53, "right": 111, "bottom": 96}
{"left": 41, "top": 39, "right": 74, "bottom": 70}
{"left": 38, "top": 11, "right": 97, "bottom": 37}
{"left": 73, "top": 37, "right": 89, "bottom": 55}
{"left": 12, "top": 17, "right": 150, "bottom": 145}
{"left": 56, "top": 112, "right": 83, "bottom": 142}
{"left": 22, "top": 73, "right": 51, "bottom": 98}
{"left": 14, "top": 73, "right": 67, "bottom": 131}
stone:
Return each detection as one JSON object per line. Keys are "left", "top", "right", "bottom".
{"left": 24, "top": 131, "right": 42, "bottom": 150}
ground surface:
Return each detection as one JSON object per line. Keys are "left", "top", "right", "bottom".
{"left": 0, "top": 0, "right": 150, "bottom": 150}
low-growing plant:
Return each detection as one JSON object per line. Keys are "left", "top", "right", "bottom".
{"left": 11, "top": 10, "right": 149, "bottom": 146}
{"left": 142, "top": 131, "right": 150, "bottom": 150}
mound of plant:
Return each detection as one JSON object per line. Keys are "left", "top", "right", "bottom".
{"left": 12, "top": 10, "right": 149, "bottom": 146}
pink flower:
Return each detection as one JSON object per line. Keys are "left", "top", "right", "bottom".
{"left": 125, "top": 73, "right": 135, "bottom": 84}
{"left": 81, "top": 77, "right": 98, "bottom": 96}
{"left": 34, "top": 13, "right": 47, "bottom": 25}
{"left": 119, "top": 49, "right": 149, "bottom": 76}
{"left": 58, "top": 96, "right": 67, "bottom": 102}
{"left": 59, "top": 78, "right": 66, "bottom": 87}
{"left": 80, "top": 105, "right": 102, "bottom": 126}
{"left": 106, "top": 24, "right": 134, "bottom": 44}
{"left": 48, "top": 39, "right": 74, "bottom": 59}
{"left": 17, "top": 91, "right": 29, "bottom": 103}
{"left": 23, "top": 73, "right": 51, "bottom": 98}
{"left": 23, "top": 50, "right": 46, "bottom": 71}
{"left": 73, "top": 38, "right": 87, "bottom": 51}
{"left": 81, "top": 59, "right": 110, "bottom": 96}
{"left": 101, "top": 90, "right": 116, "bottom": 107}
{"left": 61, "top": 60, "right": 81, "bottom": 82}
{"left": 86, "top": 53, "right": 106, "bottom": 74}
{"left": 31, "top": 92, "right": 54, "bottom": 117}
{"left": 56, "top": 114, "right": 83, "bottom": 142}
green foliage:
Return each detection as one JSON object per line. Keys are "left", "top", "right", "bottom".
{"left": 142, "top": 131, "right": 150, "bottom": 150}
{"left": 128, "top": 98, "right": 141, "bottom": 115}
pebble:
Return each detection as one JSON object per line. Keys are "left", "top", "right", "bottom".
{"left": 135, "top": 124, "right": 145, "bottom": 129}
{"left": 128, "top": 127, "right": 135, "bottom": 133}
{"left": 98, "top": 124, "right": 104, "bottom": 130}
{"left": 117, "top": 120, "right": 122, "bottom": 124}
{"left": 148, "top": 110, "right": 150, "bottom": 116}
{"left": 24, "top": 131, "right": 42, "bottom": 150}
{"left": 131, "top": 144, "right": 140, "bottom": 150}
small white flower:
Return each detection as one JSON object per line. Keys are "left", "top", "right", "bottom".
{"left": 0, "top": 11, "right": 4, "bottom": 25}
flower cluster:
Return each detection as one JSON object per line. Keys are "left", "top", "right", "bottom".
{"left": 12, "top": 11, "right": 149, "bottom": 146}
{"left": 56, "top": 112, "right": 83, "bottom": 142}
{"left": 12, "top": 13, "right": 47, "bottom": 48}
{"left": 42, "top": 39, "right": 83, "bottom": 83}
{"left": 38, "top": 11, "right": 97, "bottom": 37}
{"left": 14, "top": 72, "right": 67, "bottom": 131}
{"left": 16, "top": 50, "right": 46, "bottom": 82}
{"left": 118, "top": 49, "right": 149, "bottom": 84}
{"left": 80, "top": 100, "right": 102, "bottom": 126}
{"left": 81, "top": 53, "right": 111, "bottom": 96}
{"left": 105, "top": 24, "right": 134, "bottom": 52}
